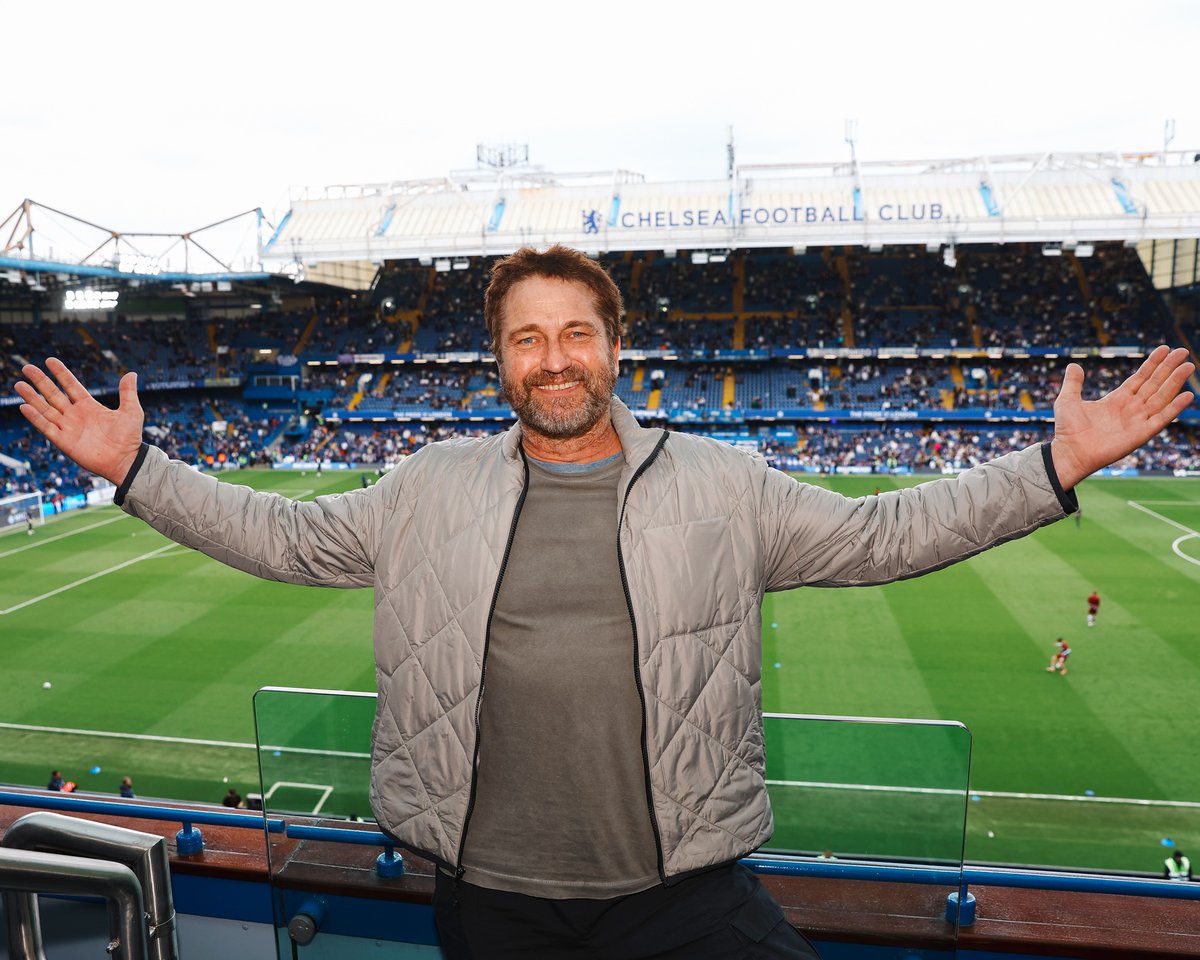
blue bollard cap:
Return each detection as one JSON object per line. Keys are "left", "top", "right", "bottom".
{"left": 375, "top": 849, "right": 405, "bottom": 879}
{"left": 945, "top": 890, "right": 976, "bottom": 926}
{"left": 175, "top": 825, "right": 204, "bottom": 856}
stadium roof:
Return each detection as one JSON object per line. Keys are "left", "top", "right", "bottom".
{"left": 261, "top": 150, "right": 1200, "bottom": 265}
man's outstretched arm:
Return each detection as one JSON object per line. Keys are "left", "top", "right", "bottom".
{"left": 15, "top": 357, "right": 143, "bottom": 485}
{"left": 760, "top": 345, "right": 1196, "bottom": 590}
{"left": 15, "top": 357, "right": 386, "bottom": 587}
{"left": 1049, "top": 345, "right": 1194, "bottom": 489}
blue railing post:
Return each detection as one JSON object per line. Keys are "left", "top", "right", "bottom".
{"left": 945, "top": 889, "right": 976, "bottom": 925}
{"left": 175, "top": 821, "right": 203, "bottom": 856}
{"left": 375, "top": 843, "right": 405, "bottom": 879}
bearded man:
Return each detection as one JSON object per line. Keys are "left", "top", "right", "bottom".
{"left": 15, "top": 245, "right": 1194, "bottom": 959}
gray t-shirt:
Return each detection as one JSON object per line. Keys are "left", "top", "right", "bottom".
{"left": 460, "top": 452, "right": 660, "bottom": 898}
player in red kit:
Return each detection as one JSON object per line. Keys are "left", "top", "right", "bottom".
{"left": 1047, "top": 638, "right": 1071, "bottom": 675}
{"left": 1087, "top": 590, "right": 1100, "bottom": 627}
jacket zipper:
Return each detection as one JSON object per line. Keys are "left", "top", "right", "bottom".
{"left": 454, "top": 449, "right": 531, "bottom": 882}
{"left": 616, "top": 431, "right": 670, "bottom": 884}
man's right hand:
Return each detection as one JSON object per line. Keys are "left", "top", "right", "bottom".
{"left": 15, "top": 358, "right": 144, "bottom": 486}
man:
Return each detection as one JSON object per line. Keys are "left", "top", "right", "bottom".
{"left": 1165, "top": 849, "right": 1192, "bottom": 881}
{"left": 1087, "top": 589, "right": 1101, "bottom": 627}
{"left": 119, "top": 776, "right": 135, "bottom": 799}
{"left": 1046, "top": 638, "right": 1071, "bottom": 676}
{"left": 46, "top": 770, "right": 64, "bottom": 792}
{"left": 15, "top": 245, "right": 1195, "bottom": 959}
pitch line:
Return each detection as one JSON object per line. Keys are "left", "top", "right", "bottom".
{"left": 0, "top": 721, "right": 370, "bottom": 759}
{"left": 1127, "top": 500, "right": 1200, "bottom": 568}
{"left": 0, "top": 513, "right": 128, "bottom": 559}
{"left": 264, "top": 780, "right": 335, "bottom": 814}
{"left": 765, "top": 779, "right": 1200, "bottom": 809}
{"left": 0, "top": 543, "right": 181, "bottom": 614}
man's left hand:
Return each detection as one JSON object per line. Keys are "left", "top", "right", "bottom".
{"left": 1051, "top": 344, "right": 1195, "bottom": 489}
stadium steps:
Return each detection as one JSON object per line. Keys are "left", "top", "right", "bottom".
{"left": 731, "top": 252, "right": 746, "bottom": 315}
{"left": 722, "top": 368, "right": 737, "bottom": 406}
{"left": 1067, "top": 252, "right": 1110, "bottom": 346}
{"left": 940, "top": 388, "right": 955, "bottom": 411}
{"left": 835, "top": 253, "right": 855, "bottom": 347}
{"left": 293, "top": 314, "right": 320, "bottom": 355}
{"left": 417, "top": 267, "right": 435, "bottom": 315}
{"left": 732, "top": 315, "right": 746, "bottom": 350}
{"left": 631, "top": 367, "right": 645, "bottom": 393}
{"left": 346, "top": 390, "right": 365, "bottom": 412}
{"left": 950, "top": 365, "right": 965, "bottom": 388}
{"left": 966, "top": 303, "right": 983, "bottom": 348}
{"left": 374, "top": 371, "right": 392, "bottom": 396}
{"left": 207, "top": 323, "right": 218, "bottom": 357}
{"left": 1019, "top": 389, "right": 1036, "bottom": 411}
{"left": 646, "top": 386, "right": 661, "bottom": 410}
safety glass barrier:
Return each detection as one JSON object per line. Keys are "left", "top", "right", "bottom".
{"left": 252, "top": 689, "right": 973, "bottom": 957}
{"left": 253, "top": 686, "right": 439, "bottom": 958}
{"left": 758, "top": 713, "right": 972, "bottom": 955}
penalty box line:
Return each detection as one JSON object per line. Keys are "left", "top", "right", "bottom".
{"left": 765, "top": 779, "right": 1200, "bottom": 810}
{"left": 264, "top": 780, "right": 335, "bottom": 814}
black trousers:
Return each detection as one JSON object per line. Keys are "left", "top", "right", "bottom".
{"left": 432, "top": 862, "right": 822, "bottom": 959}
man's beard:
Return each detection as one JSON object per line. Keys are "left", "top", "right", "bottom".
{"left": 503, "top": 360, "right": 617, "bottom": 439}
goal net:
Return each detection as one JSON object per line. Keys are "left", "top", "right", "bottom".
{"left": 0, "top": 491, "right": 45, "bottom": 530}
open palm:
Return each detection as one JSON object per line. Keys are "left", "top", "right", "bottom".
{"left": 1051, "top": 345, "right": 1195, "bottom": 489}
{"left": 15, "top": 358, "right": 144, "bottom": 485}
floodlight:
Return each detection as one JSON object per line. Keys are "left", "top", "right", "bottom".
{"left": 1041, "top": 243, "right": 1063, "bottom": 257}
{"left": 691, "top": 251, "right": 709, "bottom": 265}
{"left": 1074, "top": 243, "right": 1095, "bottom": 257}
{"left": 434, "top": 259, "right": 451, "bottom": 273}
{"left": 925, "top": 241, "right": 940, "bottom": 253}
{"left": 452, "top": 259, "right": 470, "bottom": 271}
{"left": 709, "top": 250, "right": 728, "bottom": 264}
{"left": 418, "top": 256, "right": 433, "bottom": 267}
{"left": 868, "top": 243, "right": 883, "bottom": 253}
{"left": 63, "top": 288, "right": 119, "bottom": 311}
{"left": 663, "top": 249, "right": 676, "bottom": 259}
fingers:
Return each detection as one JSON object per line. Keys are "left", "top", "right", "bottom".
{"left": 1147, "top": 391, "right": 1196, "bottom": 435}
{"left": 1147, "top": 358, "right": 1197, "bottom": 411}
{"left": 14, "top": 379, "right": 59, "bottom": 424}
{"left": 45, "top": 357, "right": 91, "bottom": 404}
{"left": 1057, "top": 363, "right": 1084, "bottom": 405}
{"left": 1137, "top": 346, "right": 1191, "bottom": 398}
{"left": 118, "top": 371, "right": 140, "bottom": 411}
{"left": 18, "top": 401, "right": 59, "bottom": 440}
{"left": 1122, "top": 344, "right": 1171, "bottom": 396}
{"left": 20, "top": 360, "right": 71, "bottom": 414}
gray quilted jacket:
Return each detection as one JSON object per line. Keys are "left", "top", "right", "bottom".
{"left": 117, "top": 397, "right": 1074, "bottom": 881}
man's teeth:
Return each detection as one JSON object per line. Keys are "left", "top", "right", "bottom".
{"left": 538, "top": 381, "right": 579, "bottom": 391}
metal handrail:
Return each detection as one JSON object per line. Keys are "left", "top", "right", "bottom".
{"left": 0, "top": 847, "right": 147, "bottom": 960}
{"left": 3, "top": 813, "right": 178, "bottom": 960}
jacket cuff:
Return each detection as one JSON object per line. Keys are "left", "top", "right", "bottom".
{"left": 1040, "top": 441, "right": 1079, "bottom": 516}
{"left": 113, "top": 443, "right": 150, "bottom": 506}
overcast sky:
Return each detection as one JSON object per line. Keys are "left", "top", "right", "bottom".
{"left": 4, "top": 0, "right": 1198, "bottom": 267}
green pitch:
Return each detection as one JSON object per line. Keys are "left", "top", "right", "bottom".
{"left": 1, "top": 468, "right": 1197, "bottom": 874}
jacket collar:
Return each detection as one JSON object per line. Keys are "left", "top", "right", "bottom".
{"left": 501, "top": 396, "right": 666, "bottom": 468}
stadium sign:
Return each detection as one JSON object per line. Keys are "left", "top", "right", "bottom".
{"left": 599, "top": 203, "right": 945, "bottom": 231}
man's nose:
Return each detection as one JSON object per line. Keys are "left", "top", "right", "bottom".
{"left": 541, "top": 338, "right": 571, "bottom": 372}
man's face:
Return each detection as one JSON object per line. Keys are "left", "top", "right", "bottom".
{"left": 496, "top": 276, "right": 619, "bottom": 439}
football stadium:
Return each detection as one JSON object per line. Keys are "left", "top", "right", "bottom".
{"left": 3, "top": 10, "right": 1200, "bottom": 954}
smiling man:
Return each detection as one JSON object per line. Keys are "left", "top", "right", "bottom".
{"left": 14, "top": 245, "right": 1195, "bottom": 959}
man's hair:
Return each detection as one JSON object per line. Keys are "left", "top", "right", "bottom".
{"left": 484, "top": 245, "right": 624, "bottom": 356}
